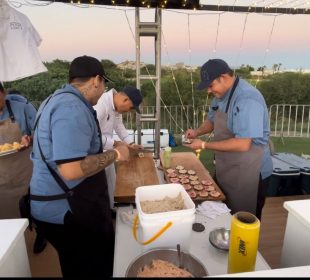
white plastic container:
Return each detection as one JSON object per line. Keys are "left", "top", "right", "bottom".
{"left": 135, "top": 184, "right": 195, "bottom": 252}
{"left": 135, "top": 129, "right": 169, "bottom": 148}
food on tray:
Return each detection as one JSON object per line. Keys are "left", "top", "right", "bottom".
{"left": 189, "top": 175, "right": 198, "bottom": 181}
{"left": 0, "top": 142, "right": 21, "bottom": 152}
{"left": 137, "top": 259, "right": 193, "bottom": 277}
{"left": 210, "top": 190, "right": 221, "bottom": 198}
{"left": 188, "top": 190, "right": 197, "bottom": 199}
{"left": 199, "top": 190, "right": 209, "bottom": 197}
{"left": 190, "top": 180, "right": 200, "bottom": 185}
{"left": 163, "top": 161, "right": 223, "bottom": 201}
{"left": 201, "top": 179, "right": 213, "bottom": 186}
{"left": 193, "top": 184, "right": 204, "bottom": 191}
{"left": 175, "top": 165, "right": 184, "bottom": 170}
{"left": 140, "top": 192, "right": 185, "bottom": 214}
{"left": 183, "top": 184, "right": 192, "bottom": 191}
{"left": 166, "top": 168, "right": 175, "bottom": 174}
{"left": 167, "top": 172, "right": 177, "bottom": 178}
{"left": 180, "top": 178, "right": 190, "bottom": 184}
{"left": 170, "top": 177, "right": 180, "bottom": 183}
{"left": 204, "top": 185, "right": 215, "bottom": 192}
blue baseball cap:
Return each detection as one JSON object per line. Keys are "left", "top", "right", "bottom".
{"left": 123, "top": 86, "right": 143, "bottom": 114}
{"left": 196, "top": 59, "right": 232, "bottom": 90}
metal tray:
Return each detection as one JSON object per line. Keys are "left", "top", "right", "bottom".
{"left": 0, "top": 148, "right": 18, "bottom": 157}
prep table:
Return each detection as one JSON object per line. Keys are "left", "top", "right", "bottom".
{"left": 113, "top": 158, "right": 270, "bottom": 276}
{"left": 113, "top": 206, "right": 270, "bottom": 277}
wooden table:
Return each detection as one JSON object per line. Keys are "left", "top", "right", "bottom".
{"left": 160, "top": 151, "right": 226, "bottom": 202}
{"left": 114, "top": 154, "right": 159, "bottom": 203}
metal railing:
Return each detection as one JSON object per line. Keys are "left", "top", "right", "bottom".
{"left": 32, "top": 101, "right": 310, "bottom": 138}
{"left": 269, "top": 104, "right": 310, "bottom": 137}
{"left": 122, "top": 104, "right": 310, "bottom": 138}
{"left": 122, "top": 105, "right": 210, "bottom": 134}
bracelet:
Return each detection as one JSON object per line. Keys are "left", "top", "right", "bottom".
{"left": 201, "top": 141, "right": 206, "bottom": 149}
{"left": 113, "top": 148, "right": 121, "bottom": 161}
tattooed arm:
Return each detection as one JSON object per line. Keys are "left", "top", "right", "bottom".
{"left": 58, "top": 150, "right": 118, "bottom": 181}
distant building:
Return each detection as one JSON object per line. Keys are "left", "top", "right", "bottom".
{"left": 250, "top": 68, "right": 310, "bottom": 76}
{"left": 117, "top": 60, "right": 198, "bottom": 71}
{"left": 162, "top": 62, "right": 197, "bottom": 71}
{"left": 117, "top": 60, "right": 138, "bottom": 70}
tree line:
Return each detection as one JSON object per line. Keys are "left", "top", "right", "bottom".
{"left": 3, "top": 59, "right": 310, "bottom": 107}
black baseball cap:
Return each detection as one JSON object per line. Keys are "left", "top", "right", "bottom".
{"left": 123, "top": 86, "right": 143, "bottom": 114}
{"left": 196, "top": 59, "right": 232, "bottom": 90}
{"left": 69, "top": 55, "right": 112, "bottom": 82}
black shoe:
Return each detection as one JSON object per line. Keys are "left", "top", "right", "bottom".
{"left": 33, "top": 234, "right": 47, "bottom": 254}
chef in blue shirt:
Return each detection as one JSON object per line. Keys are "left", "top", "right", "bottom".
{"left": 0, "top": 83, "right": 35, "bottom": 217}
{"left": 184, "top": 59, "right": 273, "bottom": 220}
{"left": 29, "top": 56, "right": 129, "bottom": 278}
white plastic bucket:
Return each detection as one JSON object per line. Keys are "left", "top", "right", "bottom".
{"left": 135, "top": 184, "right": 195, "bottom": 252}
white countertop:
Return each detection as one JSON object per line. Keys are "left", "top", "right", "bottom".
{"left": 283, "top": 199, "right": 310, "bottom": 230}
{"left": 0, "top": 218, "right": 30, "bottom": 277}
{"left": 0, "top": 218, "right": 28, "bottom": 265}
{"left": 113, "top": 206, "right": 270, "bottom": 277}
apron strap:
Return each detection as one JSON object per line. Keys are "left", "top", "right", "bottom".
{"left": 5, "top": 100, "right": 15, "bottom": 123}
{"left": 31, "top": 90, "right": 103, "bottom": 201}
{"left": 225, "top": 76, "right": 239, "bottom": 113}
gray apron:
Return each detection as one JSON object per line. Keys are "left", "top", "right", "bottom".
{"left": 214, "top": 78, "right": 263, "bottom": 215}
{"left": 0, "top": 101, "right": 32, "bottom": 218}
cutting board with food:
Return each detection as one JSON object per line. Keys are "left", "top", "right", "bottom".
{"left": 115, "top": 153, "right": 159, "bottom": 203}
{"left": 160, "top": 152, "right": 226, "bottom": 202}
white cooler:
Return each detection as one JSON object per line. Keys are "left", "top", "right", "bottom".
{"left": 135, "top": 129, "right": 169, "bottom": 148}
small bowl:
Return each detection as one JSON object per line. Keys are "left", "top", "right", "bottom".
{"left": 209, "top": 227, "right": 230, "bottom": 251}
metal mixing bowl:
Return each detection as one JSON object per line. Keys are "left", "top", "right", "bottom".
{"left": 209, "top": 227, "right": 230, "bottom": 251}
{"left": 125, "top": 248, "right": 208, "bottom": 277}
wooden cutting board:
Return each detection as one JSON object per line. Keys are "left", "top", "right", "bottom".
{"left": 114, "top": 153, "right": 159, "bottom": 203}
{"left": 160, "top": 151, "right": 226, "bottom": 202}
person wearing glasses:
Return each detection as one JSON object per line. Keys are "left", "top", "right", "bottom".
{"left": 184, "top": 59, "right": 272, "bottom": 221}
{"left": 29, "top": 56, "right": 129, "bottom": 277}
{"left": 94, "top": 86, "right": 143, "bottom": 210}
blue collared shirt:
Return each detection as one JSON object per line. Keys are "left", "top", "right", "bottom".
{"left": 30, "top": 84, "right": 102, "bottom": 224}
{"left": 208, "top": 79, "right": 273, "bottom": 179}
